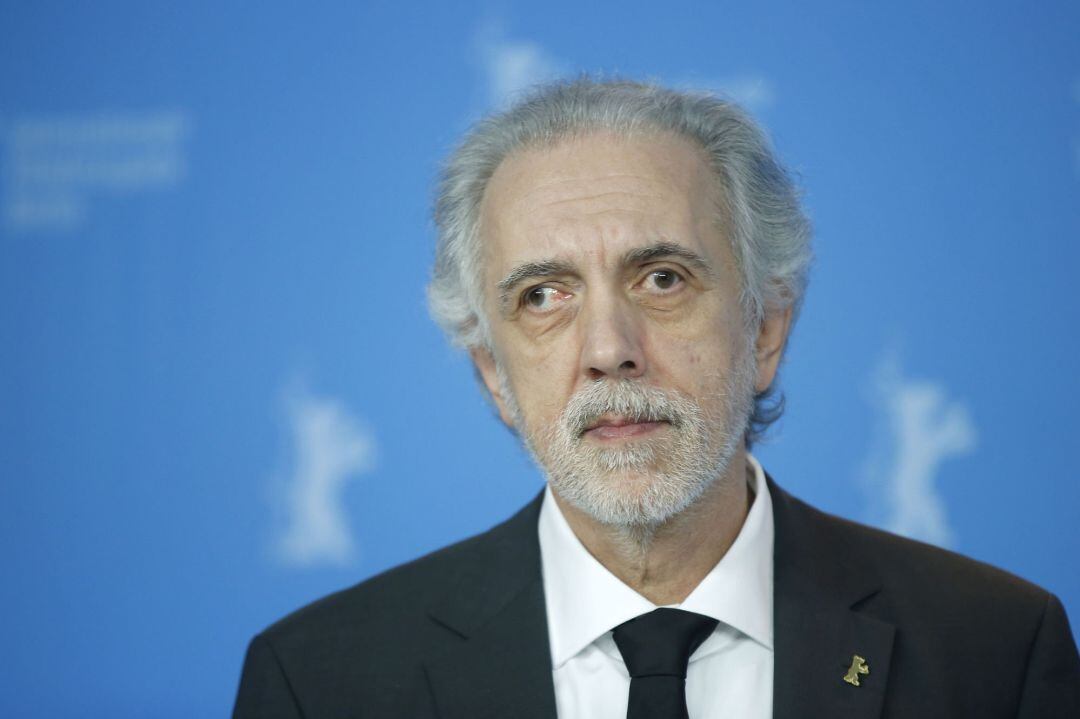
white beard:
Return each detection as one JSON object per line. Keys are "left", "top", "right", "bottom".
{"left": 497, "top": 346, "right": 756, "bottom": 528}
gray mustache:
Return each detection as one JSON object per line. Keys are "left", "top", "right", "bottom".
{"left": 562, "top": 381, "right": 691, "bottom": 436}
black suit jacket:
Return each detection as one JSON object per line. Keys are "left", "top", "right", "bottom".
{"left": 233, "top": 479, "right": 1080, "bottom": 717}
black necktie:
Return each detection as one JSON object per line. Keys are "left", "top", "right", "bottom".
{"left": 612, "top": 608, "right": 719, "bottom": 719}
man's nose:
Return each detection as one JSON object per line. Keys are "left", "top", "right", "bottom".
{"left": 579, "top": 294, "right": 647, "bottom": 381}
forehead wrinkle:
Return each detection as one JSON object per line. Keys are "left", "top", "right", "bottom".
{"left": 528, "top": 186, "right": 695, "bottom": 232}
{"left": 505, "top": 168, "right": 674, "bottom": 193}
{"left": 538, "top": 189, "right": 665, "bottom": 209}
{"left": 503, "top": 169, "right": 673, "bottom": 208}
{"left": 524, "top": 196, "right": 687, "bottom": 242}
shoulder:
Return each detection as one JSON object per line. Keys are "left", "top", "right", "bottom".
{"left": 770, "top": 478, "right": 1051, "bottom": 610}
{"left": 773, "top": 472, "right": 1049, "bottom": 595}
{"left": 255, "top": 492, "right": 543, "bottom": 657}
{"left": 260, "top": 540, "right": 465, "bottom": 647}
{"left": 770, "top": 480, "right": 1080, "bottom": 715}
{"left": 771, "top": 479, "right": 1066, "bottom": 664}
{"left": 234, "top": 496, "right": 544, "bottom": 715}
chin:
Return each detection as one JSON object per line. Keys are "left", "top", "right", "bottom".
{"left": 551, "top": 462, "right": 714, "bottom": 528}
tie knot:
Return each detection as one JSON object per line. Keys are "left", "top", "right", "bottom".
{"left": 612, "top": 608, "right": 718, "bottom": 679}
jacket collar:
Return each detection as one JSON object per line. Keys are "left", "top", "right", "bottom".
{"left": 423, "top": 493, "right": 557, "bottom": 719}
{"left": 423, "top": 478, "right": 896, "bottom": 719}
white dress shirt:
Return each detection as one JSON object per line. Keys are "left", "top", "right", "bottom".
{"left": 537, "top": 454, "right": 775, "bottom": 719}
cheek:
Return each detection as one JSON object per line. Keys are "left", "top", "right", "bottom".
{"left": 517, "top": 314, "right": 583, "bottom": 372}
{"left": 650, "top": 332, "right": 739, "bottom": 393}
{"left": 505, "top": 353, "right": 576, "bottom": 421}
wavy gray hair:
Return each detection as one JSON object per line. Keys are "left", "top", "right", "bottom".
{"left": 428, "top": 78, "right": 812, "bottom": 444}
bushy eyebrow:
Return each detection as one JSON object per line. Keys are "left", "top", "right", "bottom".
{"left": 497, "top": 259, "right": 576, "bottom": 310}
{"left": 495, "top": 241, "right": 715, "bottom": 311}
{"left": 623, "top": 241, "right": 716, "bottom": 279}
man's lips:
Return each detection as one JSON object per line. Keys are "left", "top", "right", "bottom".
{"left": 582, "top": 417, "right": 670, "bottom": 440}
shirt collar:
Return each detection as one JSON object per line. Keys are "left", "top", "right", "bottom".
{"left": 538, "top": 454, "right": 775, "bottom": 669}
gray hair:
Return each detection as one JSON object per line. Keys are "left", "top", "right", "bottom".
{"left": 428, "top": 77, "right": 812, "bottom": 444}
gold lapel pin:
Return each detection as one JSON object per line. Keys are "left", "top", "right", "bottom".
{"left": 843, "top": 654, "right": 870, "bottom": 687}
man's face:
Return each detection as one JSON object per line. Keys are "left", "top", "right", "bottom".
{"left": 472, "top": 131, "right": 788, "bottom": 527}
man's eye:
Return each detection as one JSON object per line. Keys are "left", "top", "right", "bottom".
{"left": 524, "top": 286, "right": 562, "bottom": 311}
{"left": 645, "top": 269, "right": 683, "bottom": 292}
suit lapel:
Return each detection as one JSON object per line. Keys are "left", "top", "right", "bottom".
{"left": 421, "top": 478, "right": 897, "bottom": 719}
{"left": 423, "top": 493, "right": 558, "bottom": 719}
{"left": 769, "top": 478, "right": 895, "bottom": 719}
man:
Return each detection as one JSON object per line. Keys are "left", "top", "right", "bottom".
{"left": 233, "top": 79, "right": 1080, "bottom": 718}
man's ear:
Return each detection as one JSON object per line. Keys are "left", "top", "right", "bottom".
{"left": 470, "top": 347, "right": 516, "bottom": 428}
{"left": 754, "top": 306, "right": 793, "bottom": 393}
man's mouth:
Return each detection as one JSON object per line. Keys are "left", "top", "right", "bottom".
{"left": 581, "top": 415, "right": 670, "bottom": 441}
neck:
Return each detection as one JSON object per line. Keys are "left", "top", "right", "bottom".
{"left": 550, "top": 446, "right": 753, "bottom": 606}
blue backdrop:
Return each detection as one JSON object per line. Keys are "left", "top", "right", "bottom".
{"left": 2, "top": 2, "right": 1078, "bottom": 716}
